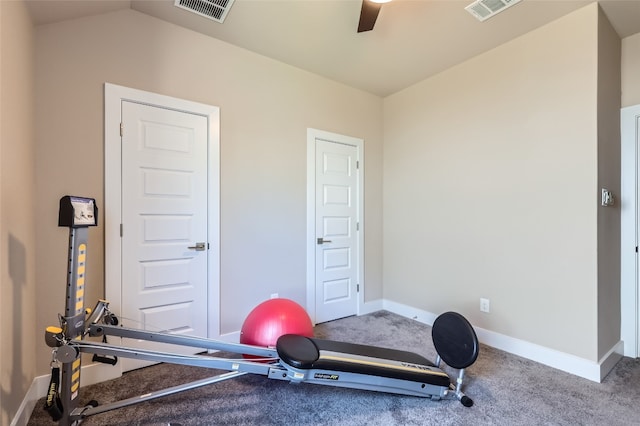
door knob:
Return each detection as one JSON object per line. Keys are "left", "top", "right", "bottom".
{"left": 188, "top": 242, "right": 206, "bottom": 251}
{"left": 317, "top": 238, "right": 333, "bottom": 245}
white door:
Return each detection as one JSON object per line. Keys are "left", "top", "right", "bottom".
{"left": 312, "top": 133, "right": 362, "bottom": 323}
{"left": 622, "top": 104, "right": 640, "bottom": 359}
{"left": 120, "top": 101, "right": 208, "bottom": 371}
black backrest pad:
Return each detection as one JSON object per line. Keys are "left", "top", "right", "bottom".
{"left": 276, "top": 334, "right": 319, "bottom": 369}
{"left": 431, "top": 312, "right": 479, "bottom": 369}
{"left": 276, "top": 334, "right": 450, "bottom": 387}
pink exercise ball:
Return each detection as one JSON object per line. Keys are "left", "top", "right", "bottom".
{"left": 240, "top": 298, "right": 314, "bottom": 357}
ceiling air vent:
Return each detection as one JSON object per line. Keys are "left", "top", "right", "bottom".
{"left": 465, "top": 0, "right": 522, "bottom": 22}
{"left": 174, "top": 0, "right": 235, "bottom": 23}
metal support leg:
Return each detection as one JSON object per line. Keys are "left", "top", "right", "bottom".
{"left": 69, "top": 371, "right": 248, "bottom": 422}
{"left": 453, "top": 368, "right": 473, "bottom": 407}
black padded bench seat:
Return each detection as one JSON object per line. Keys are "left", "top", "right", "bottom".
{"left": 276, "top": 334, "right": 450, "bottom": 387}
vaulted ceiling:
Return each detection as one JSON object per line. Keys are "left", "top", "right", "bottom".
{"left": 26, "top": 0, "right": 640, "bottom": 96}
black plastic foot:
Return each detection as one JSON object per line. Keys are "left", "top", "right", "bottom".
{"left": 460, "top": 395, "right": 473, "bottom": 407}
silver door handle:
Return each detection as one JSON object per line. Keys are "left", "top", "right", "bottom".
{"left": 317, "top": 238, "right": 332, "bottom": 245}
{"left": 188, "top": 242, "right": 206, "bottom": 251}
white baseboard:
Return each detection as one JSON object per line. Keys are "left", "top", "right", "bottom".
{"left": 359, "top": 299, "right": 384, "bottom": 315}
{"left": 381, "top": 299, "right": 624, "bottom": 383}
{"left": 598, "top": 340, "right": 624, "bottom": 381}
{"left": 10, "top": 379, "right": 40, "bottom": 426}
{"left": 382, "top": 299, "right": 439, "bottom": 325}
{"left": 219, "top": 330, "right": 241, "bottom": 342}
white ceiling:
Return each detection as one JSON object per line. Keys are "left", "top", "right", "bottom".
{"left": 25, "top": 0, "right": 640, "bottom": 97}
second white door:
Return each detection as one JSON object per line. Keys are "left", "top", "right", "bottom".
{"left": 314, "top": 137, "right": 361, "bottom": 323}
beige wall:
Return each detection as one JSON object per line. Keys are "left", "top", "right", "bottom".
{"left": 34, "top": 9, "right": 384, "bottom": 374}
{"left": 0, "top": 0, "right": 37, "bottom": 423}
{"left": 596, "top": 7, "right": 621, "bottom": 360}
{"left": 383, "top": 4, "right": 608, "bottom": 361}
{"left": 622, "top": 32, "right": 640, "bottom": 107}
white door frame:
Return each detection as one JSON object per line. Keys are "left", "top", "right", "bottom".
{"left": 621, "top": 104, "right": 640, "bottom": 358}
{"left": 104, "top": 83, "right": 221, "bottom": 343}
{"left": 306, "top": 128, "right": 364, "bottom": 324}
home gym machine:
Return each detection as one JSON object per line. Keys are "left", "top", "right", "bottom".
{"left": 45, "top": 196, "right": 480, "bottom": 425}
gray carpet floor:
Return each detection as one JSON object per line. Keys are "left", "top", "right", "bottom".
{"left": 28, "top": 310, "right": 640, "bottom": 425}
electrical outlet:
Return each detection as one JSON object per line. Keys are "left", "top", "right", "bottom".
{"left": 480, "top": 298, "right": 490, "bottom": 313}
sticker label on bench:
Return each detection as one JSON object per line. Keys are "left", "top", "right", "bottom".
{"left": 401, "top": 362, "right": 433, "bottom": 372}
{"left": 314, "top": 373, "right": 339, "bottom": 380}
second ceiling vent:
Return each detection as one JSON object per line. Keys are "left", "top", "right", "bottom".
{"left": 465, "top": 0, "right": 522, "bottom": 22}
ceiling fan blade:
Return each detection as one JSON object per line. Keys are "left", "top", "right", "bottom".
{"left": 357, "top": 0, "right": 382, "bottom": 33}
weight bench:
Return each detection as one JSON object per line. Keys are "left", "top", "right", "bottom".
{"left": 275, "top": 310, "right": 478, "bottom": 406}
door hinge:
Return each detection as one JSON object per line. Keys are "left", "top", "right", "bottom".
{"left": 636, "top": 246, "right": 638, "bottom": 253}
{"left": 120, "top": 223, "right": 123, "bottom": 237}
{"left": 120, "top": 122, "right": 123, "bottom": 137}
{"left": 356, "top": 222, "right": 359, "bottom": 231}
{"left": 357, "top": 284, "right": 360, "bottom": 292}
{"left": 356, "top": 161, "right": 359, "bottom": 169}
